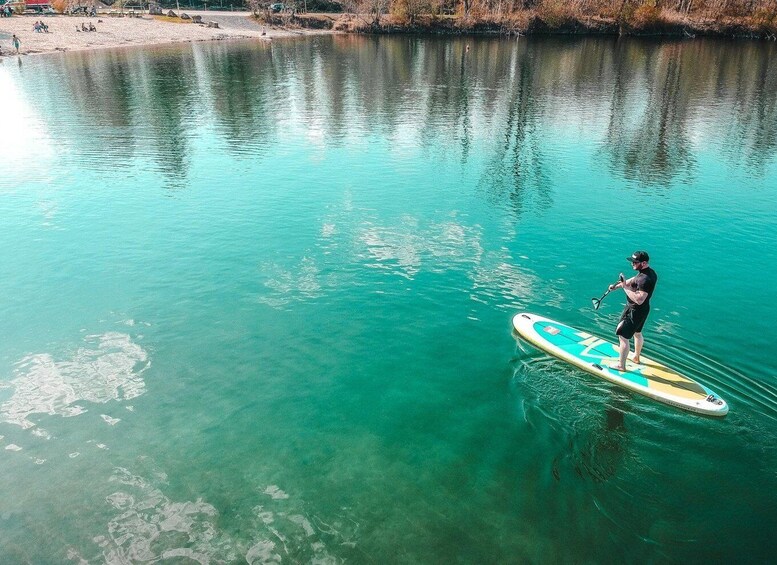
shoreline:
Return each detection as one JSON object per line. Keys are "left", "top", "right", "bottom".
{"left": 0, "top": 11, "right": 333, "bottom": 58}
{"left": 1, "top": 9, "right": 774, "bottom": 59}
{"left": 328, "top": 12, "right": 777, "bottom": 41}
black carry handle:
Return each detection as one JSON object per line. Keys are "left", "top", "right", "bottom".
{"left": 591, "top": 274, "right": 625, "bottom": 310}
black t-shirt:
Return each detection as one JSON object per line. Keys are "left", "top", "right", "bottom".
{"left": 627, "top": 267, "right": 658, "bottom": 309}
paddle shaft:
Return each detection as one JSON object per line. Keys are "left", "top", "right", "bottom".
{"left": 592, "top": 275, "right": 625, "bottom": 310}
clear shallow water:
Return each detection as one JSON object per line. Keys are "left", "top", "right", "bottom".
{"left": 1, "top": 35, "right": 776, "bottom": 562}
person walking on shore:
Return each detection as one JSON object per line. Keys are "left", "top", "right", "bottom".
{"left": 12, "top": 34, "right": 20, "bottom": 54}
{"left": 608, "top": 250, "right": 658, "bottom": 371}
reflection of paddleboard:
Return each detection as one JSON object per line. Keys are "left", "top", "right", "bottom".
{"left": 512, "top": 313, "right": 728, "bottom": 417}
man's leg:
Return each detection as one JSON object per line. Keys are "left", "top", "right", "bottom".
{"left": 618, "top": 335, "right": 630, "bottom": 370}
{"left": 633, "top": 332, "right": 643, "bottom": 363}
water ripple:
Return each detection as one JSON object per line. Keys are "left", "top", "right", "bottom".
{"left": 358, "top": 218, "right": 482, "bottom": 280}
{"left": 70, "top": 465, "right": 360, "bottom": 564}
{"left": 0, "top": 332, "right": 149, "bottom": 430}
{"left": 97, "top": 467, "right": 221, "bottom": 564}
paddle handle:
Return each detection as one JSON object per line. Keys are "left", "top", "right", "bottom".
{"left": 608, "top": 273, "right": 626, "bottom": 291}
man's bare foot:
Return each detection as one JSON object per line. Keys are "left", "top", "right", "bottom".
{"left": 632, "top": 357, "right": 641, "bottom": 364}
{"left": 608, "top": 362, "right": 627, "bottom": 372}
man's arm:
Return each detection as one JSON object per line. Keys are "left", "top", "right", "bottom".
{"left": 612, "top": 275, "right": 648, "bottom": 304}
{"left": 624, "top": 285, "right": 648, "bottom": 305}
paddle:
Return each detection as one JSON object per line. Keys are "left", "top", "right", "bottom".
{"left": 592, "top": 274, "right": 625, "bottom": 310}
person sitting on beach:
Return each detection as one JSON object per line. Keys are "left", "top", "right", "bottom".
{"left": 88, "top": 22, "right": 96, "bottom": 31}
{"left": 41, "top": 21, "right": 49, "bottom": 32}
{"left": 81, "top": 22, "right": 88, "bottom": 31}
{"left": 33, "top": 21, "right": 41, "bottom": 32}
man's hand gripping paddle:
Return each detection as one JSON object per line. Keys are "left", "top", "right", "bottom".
{"left": 592, "top": 274, "right": 625, "bottom": 310}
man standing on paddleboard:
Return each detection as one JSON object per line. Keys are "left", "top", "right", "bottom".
{"left": 608, "top": 251, "right": 658, "bottom": 371}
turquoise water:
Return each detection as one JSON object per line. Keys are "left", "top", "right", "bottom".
{"left": 1, "top": 35, "right": 776, "bottom": 562}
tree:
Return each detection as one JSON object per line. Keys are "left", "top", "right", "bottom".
{"left": 246, "top": 0, "right": 271, "bottom": 17}
{"left": 392, "top": 0, "right": 429, "bottom": 23}
{"left": 343, "top": 0, "right": 390, "bottom": 26}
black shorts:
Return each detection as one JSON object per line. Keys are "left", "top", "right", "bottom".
{"left": 616, "top": 306, "right": 650, "bottom": 339}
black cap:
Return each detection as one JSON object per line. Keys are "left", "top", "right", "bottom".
{"left": 627, "top": 251, "right": 649, "bottom": 263}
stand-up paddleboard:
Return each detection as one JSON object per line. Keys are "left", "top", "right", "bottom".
{"left": 512, "top": 313, "right": 728, "bottom": 417}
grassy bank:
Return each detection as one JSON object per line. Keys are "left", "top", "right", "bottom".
{"left": 284, "top": 1, "right": 777, "bottom": 39}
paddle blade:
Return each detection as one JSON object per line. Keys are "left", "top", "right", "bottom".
{"left": 591, "top": 298, "right": 601, "bottom": 310}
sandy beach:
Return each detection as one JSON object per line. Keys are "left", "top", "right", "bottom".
{"left": 0, "top": 11, "right": 329, "bottom": 56}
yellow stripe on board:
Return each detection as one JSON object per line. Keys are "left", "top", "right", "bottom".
{"left": 578, "top": 336, "right": 600, "bottom": 347}
{"left": 640, "top": 361, "right": 707, "bottom": 399}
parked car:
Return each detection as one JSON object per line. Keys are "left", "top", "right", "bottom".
{"left": 270, "top": 2, "right": 283, "bottom": 12}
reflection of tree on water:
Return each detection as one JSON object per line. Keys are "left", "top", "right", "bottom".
{"left": 479, "top": 42, "right": 551, "bottom": 218}
{"left": 42, "top": 51, "right": 139, "bottom": 167}
{"left": 201, "top": 43, "right": 278, "bottom": 157}
{"left": 140, "top": 51, "right": 199, "bottom": 190}
{"left": 602, "top": 39, "right": 777, "bottom": 186}
{"left": 416, "top": 39, "right": 475, "bottom": 163}
{"left": 458, "top": 42, "right": 472, "bottom": 165}
{"left": 45, "top": 48, "right": 200, "bottom": 189}
{"left": 333, "top": 35, "right": 416, "bottom": 137}
{"left": 59, "top": 51, "right": 134, "bottom": 129}
{"left": 603, "top": 40, "right": 695, "bottom": 186}
{"left": 726, "top": 42, "right": 777, "bottom": 174}
{"left": 19, "top": 35, "right": 777, "bottom": 195}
